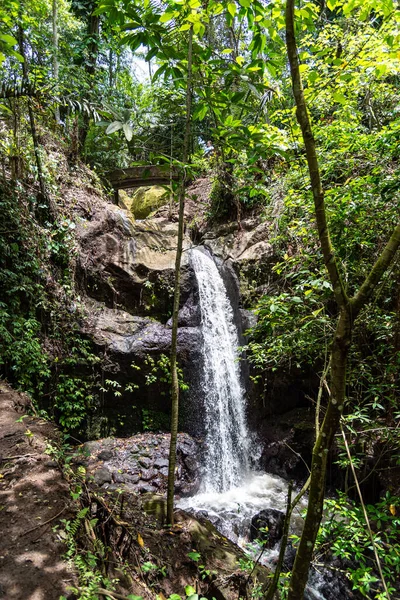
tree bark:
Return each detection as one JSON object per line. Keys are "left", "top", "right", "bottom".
{"left": 52, "top": 0, "right": 60, "bottom": 124}
{"left": 285, "top": 0, "right": 400, "bottom": 597}
{"left": 287, "top": 309, "right": 351, "bottom": 599}
{"left": 79, "top": 8, "right": 100, "bottom": 151}
{"left": 166, "top": 26, "right": 193, "bottom": 526}
{"left": 17, "top": 20, "right": 50, "bottom": 214}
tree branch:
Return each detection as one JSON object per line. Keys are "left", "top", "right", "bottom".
{"left": 351, "top": 223, "right": 400, "bottom": 317}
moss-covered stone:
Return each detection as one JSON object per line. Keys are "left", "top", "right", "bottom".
{"left": 122, "top": 186, "right": 168, "bottom": 220}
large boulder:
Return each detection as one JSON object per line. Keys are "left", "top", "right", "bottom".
{"left": 75, "top": 198, "right": 194, "bottom": 320}
{"left": 202, "top": 219, "right": 274, "bottom": 264}
{"left": 250, "top": 508, "right": 285, "bottom": 547}
{"left": 84, "top": 301, "right": 202, "bottom": 366}
{"left": 120, "top": 185, "right": 168, "bottom": 219}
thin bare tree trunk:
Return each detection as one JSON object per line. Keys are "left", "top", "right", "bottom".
{"left": 18, "top": 20, "right": 49, "bottom": 212}
{"left": 79, "top": 10, "right": 100, "bottom": 151}
{"left": 108, "top": 47, "right": 113, "bottom": 88}
{"left": 52, "top": 0, "right": 60, "bottom": 124}
{"left": 166, "top": 26, "right": 193, "bottom": 526}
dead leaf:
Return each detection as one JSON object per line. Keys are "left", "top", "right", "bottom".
{"left": 137, "top": 533, "right": 144, "bottom": 547}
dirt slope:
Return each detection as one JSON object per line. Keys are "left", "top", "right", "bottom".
{"left": 0, "top": 382, "right": 75, "bottom": 600}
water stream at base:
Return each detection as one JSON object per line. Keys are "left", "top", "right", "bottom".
{"left": 178, "top": 248, "right": 331, "bottom": 600}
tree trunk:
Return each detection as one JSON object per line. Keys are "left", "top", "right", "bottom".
{"left": 79, "top": 10, "right": 100, "bottom": 151}
{"left": 166, "top": 26, "right": 193, "bottom": 526}
{"left": 287, "top": 309, "right": 351, "bottom": 599}
{"left": 17, "top": 20, "right": 50, "bottom": 214}
{"left": 52, "top": 0, "right": 60, "bottom": 124}
{"left": 108, "top": 47, "right": 113, "bottom": 88}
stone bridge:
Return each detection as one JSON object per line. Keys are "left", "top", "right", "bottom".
{"left": 107, "top": 165, "right": 180, "bottom": 204}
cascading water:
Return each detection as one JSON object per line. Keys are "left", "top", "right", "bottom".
{"left": 190, "top": 247, "right": 251, "bottom": 492}
{"left": 179, "top": 247, "right": 301, "bottom": 547}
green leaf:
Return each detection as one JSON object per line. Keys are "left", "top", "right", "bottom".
{"left": 195, "top": 104, "right": 208, "bottom": 121}
{"left": 159, "top": 11, "right": 175, "bottom": 23}
{"left": 227, "top": 3, "right": 236, "bottom": 17}
{"left": 185, "top": 586, "right": 196, "bottom": 597}
{"left": 106, "top": 121, "right": 123, "bottom": 134}
{"left": 333, "top": 91, "right": 346, "bottom": 104}
{"left": 0, "top": 34, "right": 17, "bottom": 46}
{"left": 123, "top": 123, "right": 133, "bottom": 141}
{"left": 8, "top": 50, "right": 24, "bottom": 62}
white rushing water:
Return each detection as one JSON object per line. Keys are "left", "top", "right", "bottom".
{"left": 190, "top": 247, "right": 251, "bottom": 492}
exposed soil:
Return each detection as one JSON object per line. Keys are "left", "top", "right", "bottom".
{"left": 0, "top": 381, "right": 75, "bottom": 600}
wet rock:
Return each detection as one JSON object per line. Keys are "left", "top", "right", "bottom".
{"left": 139, "top": 449, "right": 151, "bottom": 457}
{"left": 184, "top": 456, "right": 198, "bottom": 473}
{"left": 257, "top": 408, "right": 316, "bottom": 482}
{"left": 98, "top": 450, "right": 113, "bottom": 461}
{"left": 112, "top": 471, "right": 126, "bottom": 484}
{"left": 103, "top": 483, "right": 119, "bottom": 492}
{"left": 94, "top": 467, "right": 112, "bottom": 486}
{"left": 154, "top": 457, "right": 169, "bottom": 469}
{"left": 140, "top": 469, "right": 156, "bottom": 481}
{"left": 83, "top": 441, "right": 98, "bottom": 455}
{"left": 307, "top": 559, "right": 357, "bottom": 600}
{"left": 282, "top": 542, "right": 296, "bottom": 571}
{"left": 250, "top": 508, "right": 285, "bottom": 547}
{"left": 125, "top": 474, "right": 140, "bottom": 484}
{"left": 82, "top": 432, "right": 200, "bottom": 496}
{"left": 138, "top": 457, "right": 152, "bottom": 469}
{"left": 166, "top": 296, "right": 201, "bottom": 328}
{"left": 138, "top": 483, "right": 156, "bottom": 494}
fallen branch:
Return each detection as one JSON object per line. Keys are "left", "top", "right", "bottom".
{"left": 21, "top": 506, "right": 67, "bottom": 536}
{"left": 0, "top": 454, "right": 37, "bottom": 461}
{"left": 97, "top": 587, "right": 137, "bottom": 600}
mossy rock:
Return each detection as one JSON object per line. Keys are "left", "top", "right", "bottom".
{"left": 142, "top": 493, "right": 167, "bottom": 524}
{"left": 122, "top": 186, "right": 168, "bottom": 220}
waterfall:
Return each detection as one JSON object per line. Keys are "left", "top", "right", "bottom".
{"left": 191, "top": 247, "right": 251, "bottom": 493}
